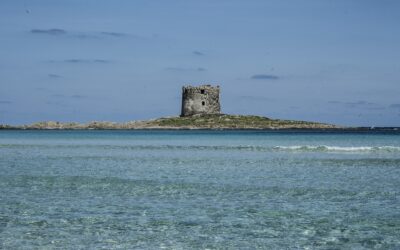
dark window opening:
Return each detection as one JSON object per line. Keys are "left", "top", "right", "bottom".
{"left": 200, "top": 89, "right": 205, "bottom": 94}
{"left": 202, "top": 101, "right": 205, "bottom": 106}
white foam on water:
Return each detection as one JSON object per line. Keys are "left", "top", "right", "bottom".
{"left": 272, "top": 145, "right": 400, "bottom": 152}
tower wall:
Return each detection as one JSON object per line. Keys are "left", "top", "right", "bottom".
{"left": 181, "top": 85, "right": 220, "bottom": 117}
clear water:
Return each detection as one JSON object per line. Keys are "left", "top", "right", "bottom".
{"left": 0, "top": 130, "right": 399, "bottom": 249}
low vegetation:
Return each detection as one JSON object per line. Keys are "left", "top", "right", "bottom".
{"left": 154, "top": 114, "right": 337, "bottom": 129}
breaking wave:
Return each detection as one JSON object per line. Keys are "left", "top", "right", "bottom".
{"left": 1, "top": 143, "right": 400, "bottom": 153}
{"left": 271, "top": 145, "right": 400, "bottom": 153}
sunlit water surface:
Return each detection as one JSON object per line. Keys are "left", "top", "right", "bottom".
{"left": 0, "top": 130, "right": 399, "bottom": 249}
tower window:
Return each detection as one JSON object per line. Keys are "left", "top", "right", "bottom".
{"left": 202, "top": 101, "right": 205, "bottom": 106}
{"left": 200, "top": 89, "right": 205, "bottom": 94}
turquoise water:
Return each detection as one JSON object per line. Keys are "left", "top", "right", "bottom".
{"left": 0, "top": 130, "right": 400, "bottom": 249}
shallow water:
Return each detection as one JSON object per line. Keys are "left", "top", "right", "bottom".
{"left": 0, "top": 130, "right": 399, "bottom": 249}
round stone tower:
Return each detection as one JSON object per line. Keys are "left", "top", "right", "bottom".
{"left": 181, "top": 84, "right": 221, "bottom": 117}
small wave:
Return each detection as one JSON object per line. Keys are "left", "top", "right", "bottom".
{"left": 1, "top": 143, "right": 399, "bottom": 153}
{"left": 272, "top": 145, "right": 400, "bottom": 153}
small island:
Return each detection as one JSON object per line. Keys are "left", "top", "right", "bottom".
{"left": 0, "top": 114, "right": 340, "bottom": 130}
{"left": 0, "top": 84, "right": 343, "bottom": 130}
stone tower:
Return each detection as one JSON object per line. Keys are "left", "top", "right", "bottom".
{"left": 181, "top": 84, "right": 221, "bottom": 117}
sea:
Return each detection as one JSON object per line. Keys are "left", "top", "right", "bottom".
{"left": 0, "top": 130, "right": 399, "bottom": 249}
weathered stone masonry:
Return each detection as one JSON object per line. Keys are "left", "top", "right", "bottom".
{"left": 181, "top": 85, "right": 221, "bottom": 117}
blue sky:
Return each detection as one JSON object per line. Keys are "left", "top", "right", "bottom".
{"left": 1, "top": 0, "right": 399, "bottom": 126}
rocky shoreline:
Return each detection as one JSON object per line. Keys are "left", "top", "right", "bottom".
{"left": 1, "top": 115, "right": 398, "bottom": 131}
{"left": 0, "top": 114, "right": 344, "bottom": 130}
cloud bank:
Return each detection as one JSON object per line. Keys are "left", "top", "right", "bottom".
{"left": 48, "top": 74, "right": 62, "bottom": 78}
{"left": 389, "top": 104, "right": 400, "bottom": 108}
{"left": 30, "top": 28, "right": 128, "bottom": 39}
{"left": 251, "top": 74, "right": 279, "bottom": 80}
{"left": 193, "top": 51, "right": 204, "bottom": 56}
{"left": 165, "top": 67, "right": 206, "bottom": 72}
{"left": 31, "top": 29, "right": 66, "bottom": 35}
{"left": 49, "top": 59, "right": 111, "bottom": 64}
{"left": 101, "top": 32, "right": 127, "bottom": 37}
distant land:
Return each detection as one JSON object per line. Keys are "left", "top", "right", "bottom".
{"left": 1, "top": 114, "right": 399, "bottom": 131}
{"left": 0, "top": 114, "right": 337, "bottom": 130}
{"left": 0, "top": 114, "right": 362, "bottom": 130}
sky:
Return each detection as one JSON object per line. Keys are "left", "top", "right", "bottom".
{"left": 1, "top": 0, "right": 400, "bottom": 126}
